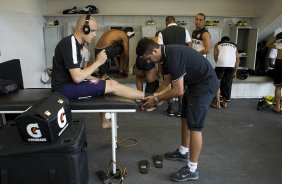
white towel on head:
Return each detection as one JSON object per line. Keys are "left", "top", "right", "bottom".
{"left": 127, "top": 31, "right": 135, "bottom": 37}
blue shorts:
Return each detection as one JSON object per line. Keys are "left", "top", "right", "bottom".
{"left": 181, "top": 79, "right": 216, "bottom": 131}
{"left": 58, "top": 80, "right": 106, "bottom": 99}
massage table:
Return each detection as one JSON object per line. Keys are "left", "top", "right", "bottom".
{"left": 0, "top": 88, "right": 137, "bottom": 174}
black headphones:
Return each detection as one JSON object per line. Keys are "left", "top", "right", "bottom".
{"left": 82, "top": 14, "right": 91, "bottom": 35}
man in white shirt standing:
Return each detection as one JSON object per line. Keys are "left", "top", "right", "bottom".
{"left": 212, "top": 36, "right": 240, "bottom": 108}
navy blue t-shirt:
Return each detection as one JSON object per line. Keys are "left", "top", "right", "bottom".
{"left": 162, "top": 45, "right": 219, "bottom": 93}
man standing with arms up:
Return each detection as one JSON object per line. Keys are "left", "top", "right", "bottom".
{"left": 158, "top": 16, "right": 192, "bottom": 117}
{"left": 266, "top": 31, "right": 282, "bottom": 113}
{"left": 137, "top": 38, "right": 219, "bottom": 181}
{"left": 95, "top": 27, "right": 135, "bottom": 79}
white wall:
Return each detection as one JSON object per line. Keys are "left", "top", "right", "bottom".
{"left": 253, "top": 0, "right": 282, "bottom": 41}
{"left": 0, "top": 0, "right": 47, "bottom": 88}
{"left": 46, "top": 0, "right": 256, "bottom": 17}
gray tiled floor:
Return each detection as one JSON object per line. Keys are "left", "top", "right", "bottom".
{"left": 74, "top": 98, "right": 282, "bottom": 184}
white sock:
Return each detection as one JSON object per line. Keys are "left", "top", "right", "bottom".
{"left": 188, "top": 161, "right": 198, "bottom": 172}
{"left": 179, "top": 146, "right": 189, "bottom": 155}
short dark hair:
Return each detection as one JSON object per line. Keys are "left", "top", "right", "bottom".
{"left": 123, "top": 27, "right": 134, "bottom": 32}
{"left": 197, "top": 13, "right": 206, "bottom": 20}
{"left": 165, "top": 16, "right": 176, "bottom": 23}
{"left": 136, "top": 37, "right": 159, "bottom": 56}
{"left": 221, "top": 36, "right": 230, "bottom": 42}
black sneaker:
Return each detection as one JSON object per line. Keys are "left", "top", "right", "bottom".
{"left": 174, "top": 111, "right": 181, "bottom": 118}
{"left": 63, "top": 6, "right": 78, "bottom": 14}
{"left": 164, "top": 149, "right": 188, "bottom": 162}
{"left": 164, "top": 108, "right": 174, "bottom": 117}
{"left": 170, "top": 165, "right": 199, "bottom": 182}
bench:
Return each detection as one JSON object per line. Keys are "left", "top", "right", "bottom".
{"left": 0, "top": 88, "right": 137, "bottom": 174}
{"left": 0, "top": 59, "right": 137, "bottom": 173}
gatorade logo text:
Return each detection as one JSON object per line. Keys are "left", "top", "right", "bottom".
{"left": 27, "top": 123, "right": 42, "bottom": 138}
{"left": 57, "top": 107, "right": 67, "bottom": 128}
{"left": 26, "top": 123, "right": 47, "bottom": 142}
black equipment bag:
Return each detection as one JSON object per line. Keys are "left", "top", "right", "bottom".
{"left": 257, "top": 96, "right": 275, "bottom": 110}
{"left": 15, "top": 92, "right": 72, "bottom": 144}
{"left": 0, "top": 119, "right": 88, "bottom": 184}
{"left": 0, "top": 79, "right": 18, "bottom": 95}
{"left": 237, "top": 68, "right": 249, "bottom": 80}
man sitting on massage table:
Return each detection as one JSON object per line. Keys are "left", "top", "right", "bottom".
{"left": 51, "top": 14, "right": 144, "bottom": 129}
{"left": 95, "top": 27, "right": 135, "bottom": 79}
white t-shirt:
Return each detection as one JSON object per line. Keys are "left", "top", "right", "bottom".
{"left": 268, "top": 48, "right": 278, "bottom": 59}
{"left": 80, "top": 46, "right": 90, "bottom": 68}
{"left": 216, "top": 42, "right": 237, "bottom": 67}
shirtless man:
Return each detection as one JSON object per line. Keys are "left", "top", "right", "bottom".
{"left": 266, "top": 31, "right": 282, "bottom": 113}
{"left": 95, "top": 27, "right": 135, "bottom": 78}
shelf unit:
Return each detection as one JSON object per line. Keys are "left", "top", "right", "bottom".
{"left": 229, "top": 26, "right": 258, "bottom": 69}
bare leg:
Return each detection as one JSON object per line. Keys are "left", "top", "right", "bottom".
{"left": 189, "top": 130, "right": 202, "bottom": 163}
{"left": 274, "top": 86, "right": 281, "bottom": 112}
{"left": 212, "top": 89, "right": 221, "bottom": 108}
{"left": 105, "top": 80, "right": 144, "bottom": 99}
{"left": 113, "top": 57, "right": 119, "bottom": 70}
{"left": 100, "top": 112, "right": 111, "bottom": 129}
{"left": 135, "top": 68, "right": 145, "bottom": 91}
{"left": 136, "top": 76, "right": 143, "bottom": 92}
{"left": 181, "top": 118, "right": 190, "bottom": 148}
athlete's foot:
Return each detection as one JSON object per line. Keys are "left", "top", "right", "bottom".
{"left": 211, "top": 102, "right": 221, "bottom": 109}
{"left": 101, "top": 120, "right": 111, "bottom": 129}
{"left": 220, "top": 101, "right": 228, "bottom": 108}
{"left": 273, "top": 106, "right": 281, "bottom": 113}
{"left": 101, "top": 120, "right": 119, "bottom": 129}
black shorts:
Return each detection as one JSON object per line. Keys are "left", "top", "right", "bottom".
{"left": 273, "top": 59, "right": 282, "bottom": 86}
{"left": 145, "top": 80, "right": 159, "bottom": 93}
{"left": 95, "top": 42, "right": 123, "bottom": 75}
{"left": 181, "top": 80, "right": 216, "bottom": 131}
{"left": 135, "top": 56, "right": 155, "bottom": 71}
{"left": 95, "top": 42, "right": 123, "bottom": 59}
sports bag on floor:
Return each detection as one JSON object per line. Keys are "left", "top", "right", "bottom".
{"left": 15, "top": 92, "right": 72, "bottom": 144}
{"left": 0, "top": 79, "right": 18, "bottom": 94}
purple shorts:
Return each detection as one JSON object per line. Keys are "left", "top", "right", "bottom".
{"left": 58, "top": 80, "right": 106, "bottom": 99}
